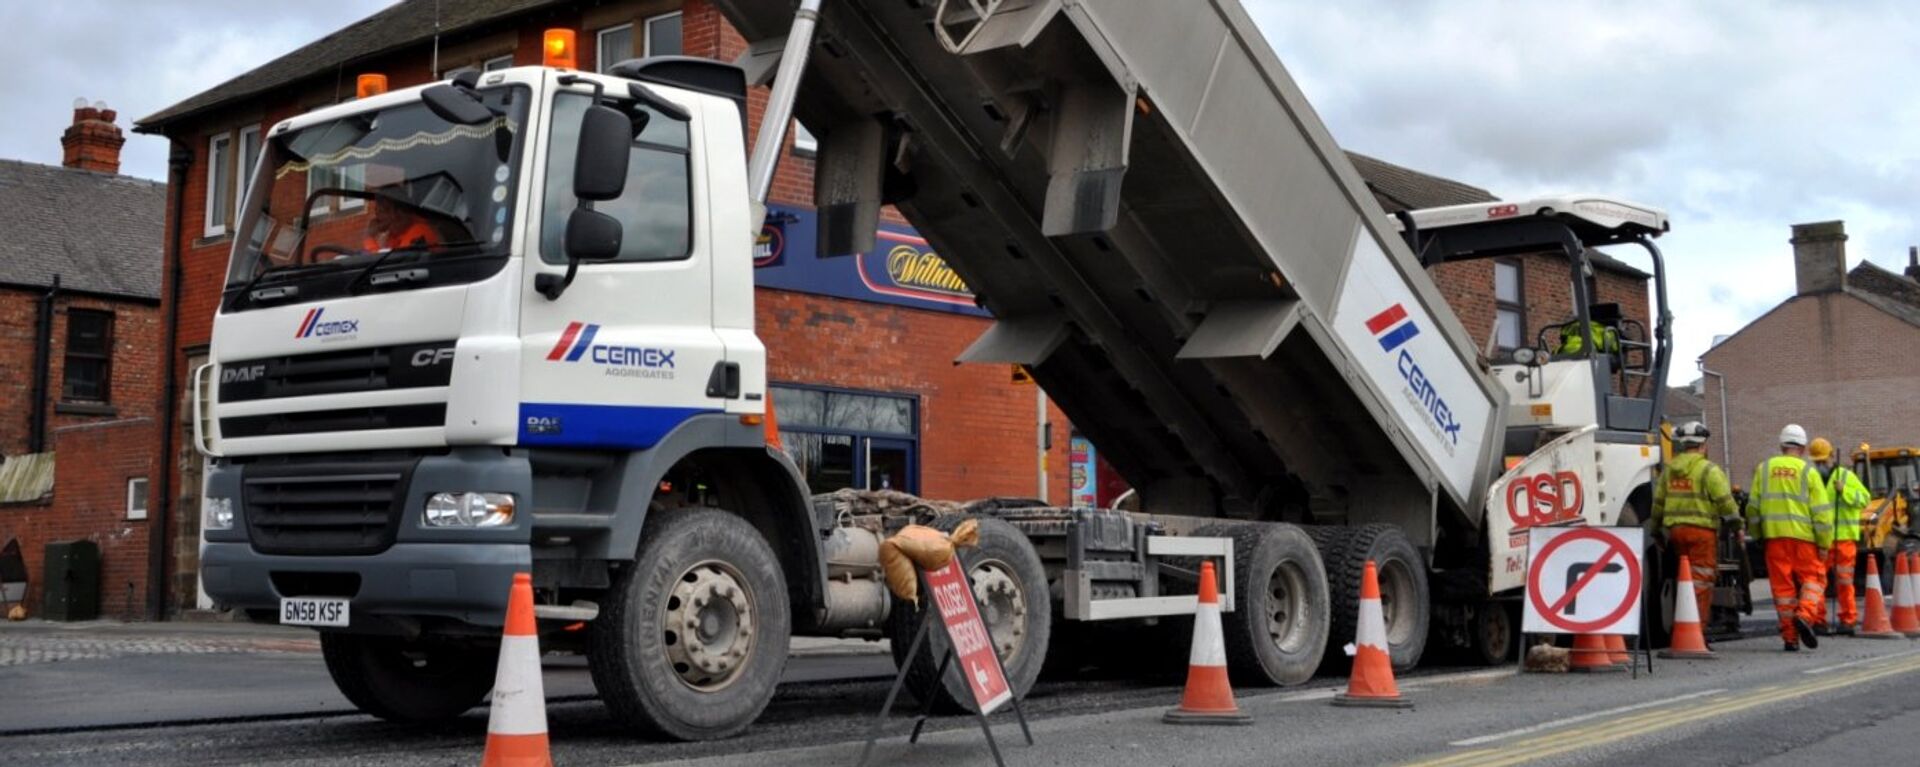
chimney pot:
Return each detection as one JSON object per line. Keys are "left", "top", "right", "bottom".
{"left": 1789, "top": 220, "right": 1848, "bottom": 296}
{"left": 60, "top": 98, "right": 125, "bottom": 174}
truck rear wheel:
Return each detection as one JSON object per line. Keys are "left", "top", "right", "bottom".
{"left": 1326, "top": 524, "right": 1430, "bottom": 670}
{"left": 1468, "top": 601, "right": 1518, "bottom": 666}
{"left": 888, "top": 515, "right": 1051, "bottom": 713}
{"left": 589, "top": 507, "right": 790, "bottom": 741}
{"left": 1202, "top": 523, "right": 1329, "bottom": 686}
{"left": 320, "top": 633, "right": 496, "bottom": 723}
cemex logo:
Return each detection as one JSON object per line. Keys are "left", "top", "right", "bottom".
{"left": 547, "top": 322, "right": 676, "bottom": 373}
{"left": 1366, "top": 303, "right": 1461, "bottom": 447}
{"left": 295, "top": 307, "right": 359, "bottom": 339}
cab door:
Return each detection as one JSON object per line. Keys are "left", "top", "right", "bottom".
{"left": 520, "top": 83, "right": 725, "bottom": 449}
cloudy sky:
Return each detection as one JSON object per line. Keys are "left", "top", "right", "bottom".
{"left": 5, "top": 1, "right": 1916, "bottom": 384}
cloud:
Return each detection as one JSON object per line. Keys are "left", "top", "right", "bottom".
{"left": 1245, "top": 0, "right": 1920, "bottom": 382}
{"left": 0, "top": 0, "right": 396, "bottom": 181}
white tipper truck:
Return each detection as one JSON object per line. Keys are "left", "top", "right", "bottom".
{"left": 195, "top": 0, "right": 1676, "bottom": 740}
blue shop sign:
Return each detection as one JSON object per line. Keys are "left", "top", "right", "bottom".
{"left": 753, "top": 205, "right": 990, "bottom": 317}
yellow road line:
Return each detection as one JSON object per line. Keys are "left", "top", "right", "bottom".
{"left": 1401, "top": 654, "right": 1920, "bottom": 767}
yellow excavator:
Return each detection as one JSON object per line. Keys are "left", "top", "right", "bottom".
{"left": 1853, "top": 445, "right": 1920, "bottom": 572}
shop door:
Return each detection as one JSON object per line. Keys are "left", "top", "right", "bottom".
{"left": 864, "top": 437, "right": 916, "bottom": 494}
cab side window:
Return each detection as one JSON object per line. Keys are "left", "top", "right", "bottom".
{"left": 541, "top": 92, "right": 692, "bottom": 263}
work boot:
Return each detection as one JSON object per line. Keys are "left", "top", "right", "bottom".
{"left": 1835, "top": 625, "right": 1856, "bottom": 637}
{"left": 1793, "top": 616, "right": 1820, "bottom": 649}
{"left": 1811, "top": 623, "right": 1831, "bottom": 637}
{"left": 1783, "top": 641, "right": 1799, "bottom": 652}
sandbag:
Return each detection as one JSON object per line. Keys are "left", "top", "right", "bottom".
{"left": 878, "top": 524, "right": 959, "bottom": 603}
{"left": 949, "top": 518, "right": 980, "bottom": 550}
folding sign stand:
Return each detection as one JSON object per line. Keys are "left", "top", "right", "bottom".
{"left": 857, "top": 566, "right": 1033, "bottom": 767}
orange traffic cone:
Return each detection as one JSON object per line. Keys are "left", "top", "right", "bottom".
{"left": 1568, "top": 633, "right": 1622, "bottom": 673}
{"left": 482, "top": 573, "right": 552, "bottom": 767}
{"left": 1659, "top": 555, "right": 1716, "bottom": 659}
{"left": 1164, "top": 561, "right": 1251, "bottom": 725}
{"left": 1905, "top": 554, "right": 1920, "bottom": 639}
{"left": 1604, "top": 634, "right": 1630, "bottom": 666}
{"left": 1333, "top": 560, "right": 1412, "bottom": 708}
{"left": 1858, "top": 554, "right": 1900, "bottom": 639}
{"left": 1894, "top": 554, "right": 1920, "bottom": 638}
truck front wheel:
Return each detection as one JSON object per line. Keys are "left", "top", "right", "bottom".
{"left": 589, "top": 507, "right": 791, "bottom": 741}
{"left": 320, "top": 633, "right": 496, "bottom": 723}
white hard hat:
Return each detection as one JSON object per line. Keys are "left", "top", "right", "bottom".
{"left": 1779, "top": 424, "right": 1808, "bottom": 447}
{"left": 1674, "top": 421, "right": 1710, "bottom": 446}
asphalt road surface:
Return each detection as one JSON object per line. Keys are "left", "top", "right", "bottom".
{"left": 6, "top": 619, "right": 1920, "bottom": 766}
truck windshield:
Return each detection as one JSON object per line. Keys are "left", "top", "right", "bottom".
{"left": 224, "top": 85, "right": 530, "bottom": 303}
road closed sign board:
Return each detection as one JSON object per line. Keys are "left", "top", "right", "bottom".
{"left": 925, "top": 559, "right": 1014, "bottom": 714}
{"left": 1521, "top": 526, "right": 1644, "bottom": 635}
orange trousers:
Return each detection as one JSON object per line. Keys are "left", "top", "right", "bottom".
{"left": 1764, "top": 539, "right": 1824, "bottom": 643}
{"left": 1813, "top": 540, "right": 1859, "bottom": 628}
{"left": 1668, "top": 525, "right": 1717, "bottom": 626}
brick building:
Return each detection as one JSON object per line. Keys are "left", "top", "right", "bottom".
{"left": 0, "top": 104, "right": 165, "bottom": 618}
{"left": 133, "top": 0, "right": 1649, "bottom": 612}
{"left": 1701, "top": 221, "right": 1920, "bottom": 478}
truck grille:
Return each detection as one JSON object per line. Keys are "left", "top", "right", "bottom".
{"left": 221, "top": 404, "right": 446, "bottom": 439}
{"left": 219, "top": 341, "right": 457, "bottom": 403}
{"left": 243, "top": 458, "right": 416, "bottom": 555}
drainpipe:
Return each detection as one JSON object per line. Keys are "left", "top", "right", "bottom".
{"left": 29, "top": 274, "right": 59, "bottom": 454}
{"left": 148, "top": 141, "right": 191, "bottom": 621}
{"left": 1698, "top": 361, "right": 1732, "bottom": 464}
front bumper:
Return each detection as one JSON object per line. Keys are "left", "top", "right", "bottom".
{"left": 200, "top": 448, "right": 535, "bottom": 632}
{"left": 202, "top": 541, "right": 530, "bottom": 630}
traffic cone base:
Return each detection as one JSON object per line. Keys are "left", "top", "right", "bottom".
{"left": 1603, "top": 634, "right": 1630, "bottom": 666}
{"left": 1858, "top": 554, "right": 1901, "bottom": 639}
{"left": 1659, "top": 556, "right": 1716, "bottom": 660}
{"left": 1568, "top": 633, "right": 1623, "bottom": 673}
{"left": 1164, "top": 561, "right": 1252, "bottom": 726}
{"left": 482, "top": 573, "right": 553, "bottom": 767}
{"left": 1332, "top": 561, "right": 1412, "bottom": 707}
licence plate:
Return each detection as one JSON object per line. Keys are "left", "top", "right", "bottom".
{"left": 280, "top": 597, "right": 350, "bottom": 627}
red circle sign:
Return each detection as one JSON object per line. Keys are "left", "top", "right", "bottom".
{"left": 1525, "top": 527, "right": 1641, "bottom": 634}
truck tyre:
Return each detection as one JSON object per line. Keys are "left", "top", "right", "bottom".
{"left": 589, "top": 507, "right": 790, "bottom": 741}
{"left": 1326, "top": 524, "right": 1430, "bottom": 671}
{"left": 1303, "top": 526, "right": 1356, "bottom": 674}
{"left": 888, "top": 515, "right": 1051, "bottom": 713}
{"left": 1207, "top": 522, "right": 1330, "bottom": 686}
{"left": 1468, "top": 601, "right": 1518, "bottom": 666}
{"left": 320, "top": 633, "right": 496, "bottom": 723}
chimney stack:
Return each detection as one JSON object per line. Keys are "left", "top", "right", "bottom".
{"left": 61, "top": 97, "right": 125, "bottom": 175}
{"left": 1790, "top": 220, "right": 1847, "bottom": 295}
{"left": 1906, "top": 246, "right": 1920, "bottom": 284}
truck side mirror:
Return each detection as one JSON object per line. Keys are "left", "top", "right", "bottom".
{"left": 573, "top": 104, "right": 632, "bottom": 201}
{"left": 565, "top": 208, "right": 622, "bottom": 261}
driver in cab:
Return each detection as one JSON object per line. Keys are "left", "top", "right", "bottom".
{"left": 359, "top": 166, "right": 439, "bottom": 254}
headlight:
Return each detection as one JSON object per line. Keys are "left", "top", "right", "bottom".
{"left": 424, "top": 492, "right": 516, "bottom": 528}
{"left": 203, "top": 496, "right": 235, "bottom": 530}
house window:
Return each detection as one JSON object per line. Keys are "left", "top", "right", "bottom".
{"left": 596, "top": 23, "right": 635, "bottom": 73}
{"left": 793, "top": 120, "right": 818, "bottom": 157}
{"left": 645, "top": 12, "right": 683, "bottom": 56}
{"left": 235, "top": 125, "right": 262, "bottom": 225}
{"left": 204, "top": 133, "right": 233, "bottom": 237}
{"left": 126, "top": 478, "right": 149, "bottom": 521}
{"left": 771, "top": 385, "right": 918, "bottom": 494}
{"left": 1494, "top": 259, "right": 1524, "bottom": 352}
{"left": 63, "top": 310, "right": 113, "bottom": 403}
{"left": 483, "top": 54, "right": 515, "bottom": 71}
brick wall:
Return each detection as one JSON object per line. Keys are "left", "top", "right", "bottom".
{"left": 1702, "top": 293, "right": 1920, "bottom": 483}
{"left": 0, "top": 286, "right": 162, "bottom": 616}
{"left": 759, "top": 289, "right": 1071, "bottom": 502}
{"left": 1431, "top": 252, "right": 1651, "bottom": 358}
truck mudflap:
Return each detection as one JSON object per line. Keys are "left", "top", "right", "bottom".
{"left": 1486, "top": 425, "right": 1603, "bottom": 594}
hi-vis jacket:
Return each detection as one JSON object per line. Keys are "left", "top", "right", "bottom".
{"left": 1826, "top": 465, "right": 1871, "bottom": 542}
{"left": 1653, "top": 452, "right": 1738, "bottom": 530}
{"left": 1745, "top": 454, "right": 1834, "bottom": 549}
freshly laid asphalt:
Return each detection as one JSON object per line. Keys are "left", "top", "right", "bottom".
{"left": 6, "top": 597, "right": 1920, "bottom": 766}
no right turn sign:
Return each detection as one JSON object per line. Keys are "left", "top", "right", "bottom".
{"left": 1521, "top": 527, "right": 1644, "bottom": 635}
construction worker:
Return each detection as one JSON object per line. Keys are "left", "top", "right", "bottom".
{"left": 1746, "top": 424, "right": 1834, "bottom": 651}
{"left": 1555, "top": 317, "right": 1620, "bottom": 357}
{"left": 1810, "top": 437, "right": 1871, "bottom": 635}
{"left": 1649, "top": 421, "right": 1738, "bottom": 632}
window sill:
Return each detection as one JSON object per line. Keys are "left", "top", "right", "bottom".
{"left": 194, "top": 233, "right": 231, "bottom": 248}
{"left": 56, "top": 402, "right": 118, "bottom": 417}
